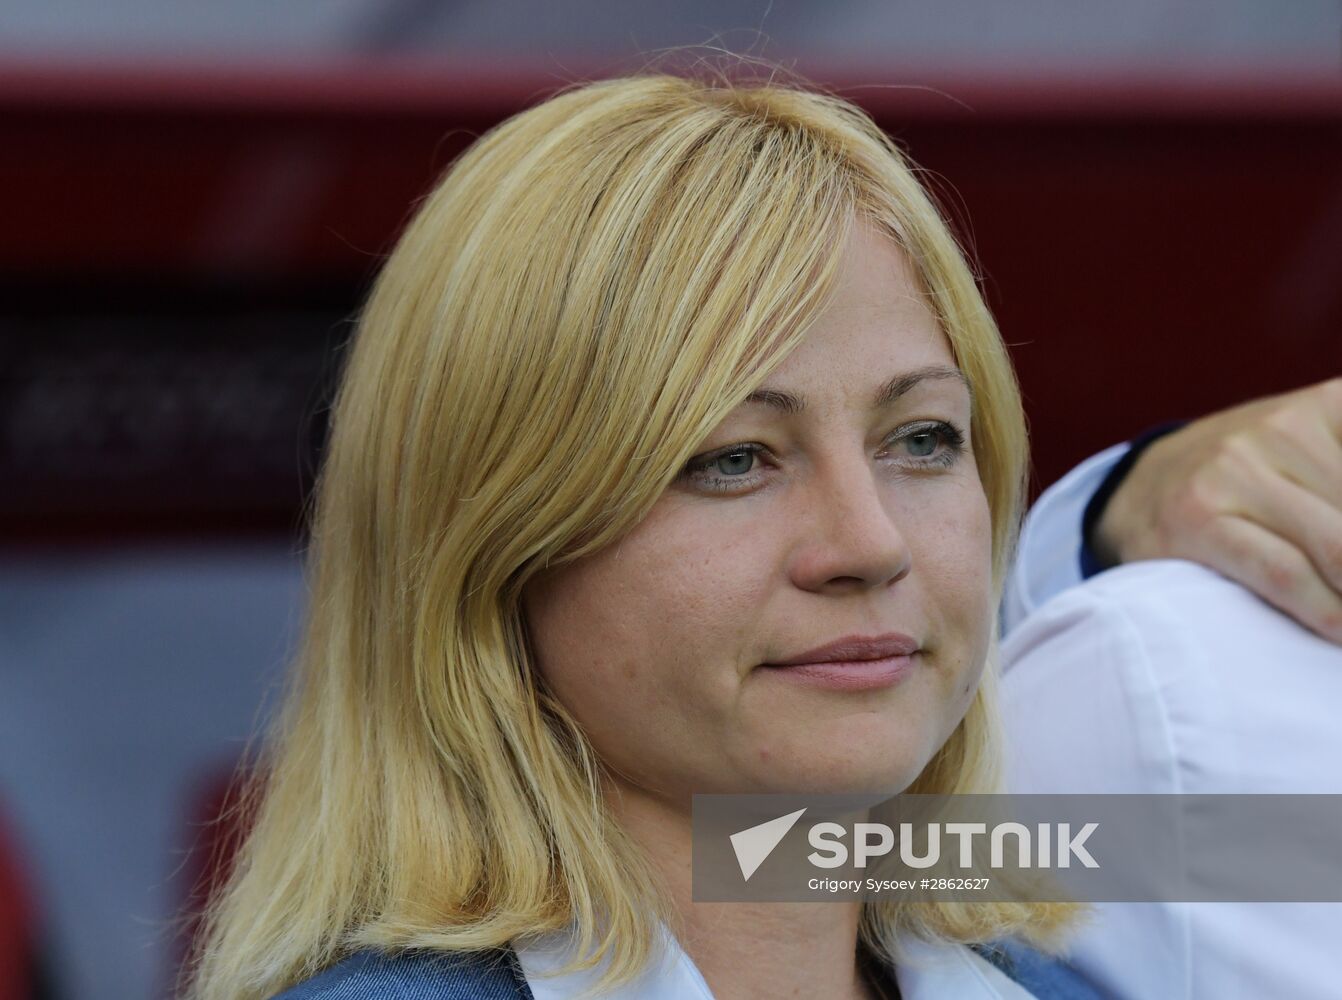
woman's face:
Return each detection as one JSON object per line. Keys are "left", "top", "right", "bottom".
{"left": 522, "top": 220, "right": 994, "bottom": 802}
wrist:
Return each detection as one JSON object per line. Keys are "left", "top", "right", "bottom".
{"left": 1079, "top": 421, "right": 1187, "bottom": 578}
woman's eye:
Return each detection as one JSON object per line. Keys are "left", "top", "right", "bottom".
{"left": 903, "top": 431, "right": 939, "bottom": 458}
{"left": 889, "top": 421, "right": 964, "bottom": 466}
{"left": 713, "top": 450, "right": 756, "bottom": 476}
{"left": 679, "top": 444, "right": 767, "bottom": 493}
{"left": 681, "top": 421, "right": 964, "bottom": 494}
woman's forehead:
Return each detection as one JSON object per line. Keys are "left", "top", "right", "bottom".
{"left": 754, "top": 295, "right": 961, "bottom": 409}
{"left": 737, "top": 364, "right": 972, "bottom": 419}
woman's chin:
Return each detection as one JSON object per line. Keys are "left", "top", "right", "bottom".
{"left": 738, "top": 755, "right": 929, "bottom": 799}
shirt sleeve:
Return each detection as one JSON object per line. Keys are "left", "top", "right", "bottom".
{"left": 1000, "top": 443, "right": 1128, "bottom": 638}
{"left": 1003, "top": 426, "right": 1189, "bottom": 639}
{"left": 999, "top": 560, "right": 1342, "bottom": 1000}
{"left": 1077, "top": 422, "right": 1188, "bottom": 579}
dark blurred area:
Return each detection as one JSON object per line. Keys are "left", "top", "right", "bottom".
{"left": 0, "top": 3, "right": 1339, "bottom": 998}
{"left": 5, "top": 62, "right": 1340, "bottom": 536}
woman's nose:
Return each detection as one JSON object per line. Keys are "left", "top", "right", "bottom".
{"left": 786, "top": 465, "right": 913, "bottom": 593}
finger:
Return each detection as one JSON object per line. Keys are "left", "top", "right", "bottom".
{"left": 1250, "top": 400, "right": 1342, "bottom": 506}
{"left": 1188, "top": 516, "right": 1342, "bottom": 645}
{"left": 1309, "top": 377, "right": 1342, "bottom": 448}
{"left": 1234, "top": 465, "right": 1342, "bottom": 598}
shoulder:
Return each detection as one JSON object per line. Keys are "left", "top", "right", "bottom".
{"left": 976, "top": 941, "right": 1105, "bottom": 1000}
{"left": 1001, "top": 557, "right": 1342, "bottom": 795}
{"left": 270, "top": 947, "right": 532, "bottom": 1000}
{"left": 998, "top": 561, "right": 1218, "bottom": 796}
{"left": 1003, "top": 555, "right": 1333, "bottom": 676}
{"left": 1001, "top": 558, "right": 1264, "bottom": 677}
{"left": 1003, "top": 441, "right": 1129, "bottom": 630}
{"left": 891, "top": 937, "right": 1103, "bottom": 999}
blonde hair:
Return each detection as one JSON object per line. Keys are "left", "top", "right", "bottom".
{"left": 182, "top": 66, "right": 1068, "bottom": 1000}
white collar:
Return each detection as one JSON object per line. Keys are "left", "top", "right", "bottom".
{"left": 514, "top": 923, "right": 1035, "bottom": 999}
{"left": 515, "top": 923, "right": 712, "bottom": 1000}
{"left": 894, "top": 935, "right": 1038, "bottom": 999}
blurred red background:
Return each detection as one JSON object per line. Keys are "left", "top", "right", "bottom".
{"left": 3, "top": 58, "right": 1339, "bottom": 541}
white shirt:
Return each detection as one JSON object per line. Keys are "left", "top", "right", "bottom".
{"left": 515, "top": 923, "right": 1036, "bottom": 999}
{"left": 1000, "top": 443, "right": 1342, "bottom": 1000}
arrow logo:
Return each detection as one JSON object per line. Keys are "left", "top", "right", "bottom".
{"left": 729, "top": 808, "right": 807, "bottom": 881}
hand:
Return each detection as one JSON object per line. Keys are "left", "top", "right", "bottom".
{"left": 1094, "top": 378, "right": 1342, "bottom": 644}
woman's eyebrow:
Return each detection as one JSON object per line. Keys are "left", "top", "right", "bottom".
{"left": 744, "top": 364, "right": 971, "bottom": 415}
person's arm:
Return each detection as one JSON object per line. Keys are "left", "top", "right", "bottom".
{"left": 1078, "top": 422, "right": 1186, "bottom": 579}
{"left": 1006, "top": 378, "right": 1342, "bottom": 643}
{"left": 1093, "top": 377, "right": 1342, "bottom": 643}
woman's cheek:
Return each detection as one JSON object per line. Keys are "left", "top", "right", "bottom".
{"left": 910, "top": 483, "right": 994, "bottom": 664}
{"left": 647, "top": 512, "right": 777, "bottom": 649}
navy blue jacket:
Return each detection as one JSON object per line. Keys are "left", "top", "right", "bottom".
{"left": 272, "top": 948, "right": 533, "bottom": 999}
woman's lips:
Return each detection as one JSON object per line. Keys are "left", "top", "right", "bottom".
{"left": 760, "top": 633, "right": 921, "bottom": 691}
{"left": 760, "top": 653, "right": 916, "bottom": 691}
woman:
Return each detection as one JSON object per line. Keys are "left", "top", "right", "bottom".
{"left": 183, "top": 70, "right": 1093, "bottom": 999}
